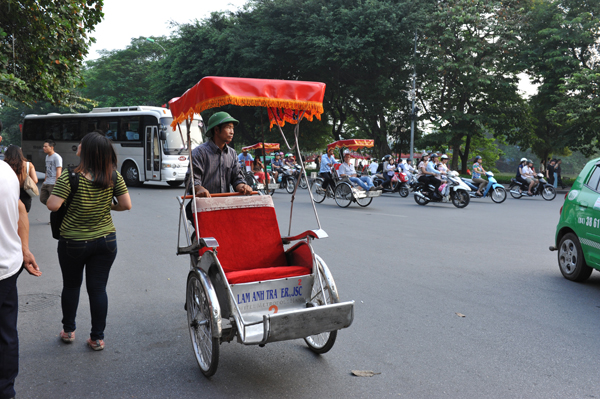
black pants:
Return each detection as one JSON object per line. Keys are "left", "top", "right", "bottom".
{"left": 320, "top": 172, "right": 334, "bottom": 191}
{"left": 0, "top": 271, "right": 20, "bottom": 399}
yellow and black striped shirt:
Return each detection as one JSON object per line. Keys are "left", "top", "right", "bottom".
{"left": 52, "top": 171, "right": 128, "bottom": 240}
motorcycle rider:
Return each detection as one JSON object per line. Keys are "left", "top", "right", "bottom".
{"left": 426, "top": 153, "right": 443, "bottom": 195}
{"left": 271, "top": 152, "right": 283, "bottom": 183}
{"left": 238, "top": 147, "right": 254, "bottom": 168}
{"left": 521, "top": 159, "right": 538, "bottom": 196}
{"left": 319, "top": 147, "right": 337, "bottom": 194}
{"left": 383, "top": 156, "right": 396, "bottom": 188}
{"left": 472, "top": 155, "right": 488, "bottom": 196}
{"left": 437, "top": 154, "right": 450, "bottom": 180}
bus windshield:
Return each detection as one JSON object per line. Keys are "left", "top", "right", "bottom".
{"left": 160, "top": 117, "right": 203, "bottom": 155}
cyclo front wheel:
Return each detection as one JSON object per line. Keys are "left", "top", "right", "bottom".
{"left": 186, "top": 271, "right": 219, "bottom": 377}
{"left": 304, "top": 256, "right": 339, "bottom": 354}
{"left": 310, "top": 178, "right": 326, "bottom": 203}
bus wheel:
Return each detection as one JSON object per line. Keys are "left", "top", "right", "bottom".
{"left": 167, "top": 181, "right": 184, "bottom": 187}
{"left": 122, "top": 162, "right": 143, "bottom": 187}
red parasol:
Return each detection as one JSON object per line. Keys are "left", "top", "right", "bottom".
{"left": 241, "top": 142, "right": 280, "bottom": 152}
{"left": 168, "top": 76, "right": 326, "bottom": 130}
{"left": 327, "top": 139, "right": 374, "bottom": 151}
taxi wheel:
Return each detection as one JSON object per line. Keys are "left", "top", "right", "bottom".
{"left": 558, "top": 233, "right": 593, "bottom": 282}
{"left": 186, "top": 271, "right": 219, "bottom": 377}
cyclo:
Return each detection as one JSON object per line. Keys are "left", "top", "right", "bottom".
{"left": 310, "top": 139, "right": 382, "bottom": 208}
{"left": 171, "top": 77, "right": 354, "bottom": 377}
{"left": 239, "top": 142, "right": 280, "bottom": 195}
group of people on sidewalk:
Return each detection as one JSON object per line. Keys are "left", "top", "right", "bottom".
{"left": 1, "top": 131, "right": 131, "bottom": 399}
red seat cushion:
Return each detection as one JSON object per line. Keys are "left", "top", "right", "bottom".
{"left": 225, "top": 266, "right": 311, "bottom": 285}
{"left": 193, "top": 196, "right": 298, "bottom": 284}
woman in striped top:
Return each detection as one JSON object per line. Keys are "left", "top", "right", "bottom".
{"left": 47, "top": 132, "right": 132, "bottom": 351}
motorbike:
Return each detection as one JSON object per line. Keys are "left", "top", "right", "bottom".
{"left": 294, "top": 164, "right": 308, "bottom": 189}
{"left": 461, "top": 171, "right": 507, "bottom": 203}
{"left": 413, "top": 171, "right": 471, "bottom": 208}
{"left": 278, "top": 165, "right": 297, "bottom": 194}
{"left": 508, "top": 173, "right": 556, "bottom": 201}
{"left": 372, "top": 171, "right": 410, "bottom": 197}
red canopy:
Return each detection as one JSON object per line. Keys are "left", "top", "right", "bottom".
{"left": 168, "top": 76, "right": 326, "bottom": 130}
{"left": 241, "top": 143, "right": 280, "bottom": 151}
{"left": 327, "top": 139, "right": 374, "bottom": 151}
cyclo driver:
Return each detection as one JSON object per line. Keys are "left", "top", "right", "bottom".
{"left": 185, "top": 111, "right": 252, "bottom": 223}
{"left": 319, "top": 147, "right": 337, "bottom": 194}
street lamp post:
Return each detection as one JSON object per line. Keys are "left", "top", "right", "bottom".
{"left": 409, "top": 30, "right": 417, "bottom": 164}
{"left": 144, "top": 37, "right": 167, "bottom": 53}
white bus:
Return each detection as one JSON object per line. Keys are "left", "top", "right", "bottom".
{"left": 21, "top": 106, "right": 204, "bottom": 187}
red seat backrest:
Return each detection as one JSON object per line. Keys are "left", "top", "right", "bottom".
{"left": 193, "top": 196, "right": 287, "bottom": 273}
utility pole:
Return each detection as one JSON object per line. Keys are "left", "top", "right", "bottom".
{"left": 409, "top": 30, "right": 417, "bottom": 164}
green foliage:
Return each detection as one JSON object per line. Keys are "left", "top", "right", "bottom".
{"left": 0, "top": 0, "right": 104, "bottom": 106}
{"left": 419, "top": 0, "right": 531, "bottom": 172}
{"left": 80, "top": 36, "right": 168, "bottom": 108}
{"left": 516, "top": 0, "right": 600, "bottom": 159}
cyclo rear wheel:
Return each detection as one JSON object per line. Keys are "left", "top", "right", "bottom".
{"left": 305, "top": 256, "right": 339, "bottom": 354}
{"left": 186, "top": 271, "right": 219, "bottom": 377}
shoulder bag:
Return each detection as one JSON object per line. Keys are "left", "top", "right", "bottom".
{"left": 23, "top": 162, "right": 39, "bottom": 197}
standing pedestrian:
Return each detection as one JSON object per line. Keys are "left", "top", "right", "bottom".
{"left": 547, "top": 159, "right": 556, "bottom": 187}
{"left": 0, "top": 142, "right": 41, "bottom": 399}
{"left": 555, "top": 159, "right": 564, "bottom": 189}
{"left": 46, "top": 132, "right": 132, "bottom": 351}
{"left": 40, "top": 139, "right": 62, "bottom": 205}
{"left": 3, "top": 145, "right": 38, "bottom": 213}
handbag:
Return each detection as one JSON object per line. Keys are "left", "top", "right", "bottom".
{"left": 50, "top": 167, "right": 79, "bottom": 240}
{"left": 23, "top": 162, "right": 39, "bottom": 197}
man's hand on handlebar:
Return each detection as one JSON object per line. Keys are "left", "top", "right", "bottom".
{"left": 194, "top": 186, "right": 211, "bottom": 198}
{"left": 235, "top": 183, "right": 253, "bottom": 195}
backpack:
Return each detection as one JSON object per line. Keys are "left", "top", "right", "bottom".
{"left": 50, "top": 168, "right": 117, "bottom": 240}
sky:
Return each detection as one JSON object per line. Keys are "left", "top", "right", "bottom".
{"left": 86, "top": 0, "right": 249, "bottom": 60}
{"left": 86, "top": 0, "right": 538, "bottom": 96}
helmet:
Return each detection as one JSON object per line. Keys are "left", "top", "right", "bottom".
{"left": 285, "top": 153, "right": 293, "bottom": 157}
{"left": 343, "top": 149, "right": 351, "bottom": 155}
{"left": 527, "top": 159, "right": 533, "bottom": 164}
{"left": 279, "top": 152, "right": 284, "bottom": 155}
{"left": 441, "top": 154, "right": 448, "bottom": 159}
{"left": 474, "top": 155, "right": 482, "bottom": 161}
{"left": 206, "top": 112, "right": 239, "bottom": 137}
{"left": 382, "top": 154, "right": 392, "bottom": 162}
{"left": 520, "top": 157, "right": 527, "bottom": 163}
{"left": 421, "top": 152, "right": 428, "bottom": 157}
{"left": 430, "top": 153, "right": 439, "bottom": 158}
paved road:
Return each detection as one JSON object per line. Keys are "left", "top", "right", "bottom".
{"left": 15, "top": 184, "right": 600, "bottom": 398}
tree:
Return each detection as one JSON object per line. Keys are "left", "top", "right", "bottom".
{"left": 0, "top": 0, "right": 104, "bottom": 106}
{"left": 518, "top": 0, "right": 600, "bottom": 159}
{"left": 418, "top": 0, "right": 531, "bottom": 172}
{"left": 80, "top": 36, "right": 168, "bottom": 108}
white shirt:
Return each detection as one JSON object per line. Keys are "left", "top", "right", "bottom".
{"left": 521, "top": 165, "right": 535, "bottom": 178}
{"left": 0, "top": 161, "right": 23, "bottom": 280}
{"left": 338, "top": 162, "right": 356, "bottom": 177}
{"left": 386, "top": 163, "right": 396, "bottom": 176}
{"left": 369, "top": 162, "right": 378, "bottom": 174}
{"left": 44, "top": 152, "right": 63, "bottom": 185}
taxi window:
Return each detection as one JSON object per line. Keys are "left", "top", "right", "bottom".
{"left": 585, "top": 166, "right": 600, "bottom": 192}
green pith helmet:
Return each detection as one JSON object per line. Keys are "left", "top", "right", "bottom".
{"left": 205, "top": 112, "right": 239, "bottom": 137}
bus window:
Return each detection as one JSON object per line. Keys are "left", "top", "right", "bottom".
{"left": 63, "top": 119, "right": 83, "bottom": 141}
{"left": 23, "top": 119, "right": 45, "bottom": 141}
{"left": 120, "top": 116, "right": 140, "bottom": 141}
{"left": 44, "top": 119, "right": 62, "bottom": 140}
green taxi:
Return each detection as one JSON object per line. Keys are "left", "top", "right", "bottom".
{"left": 552, "top": 157, "right": 600, "bottom": 281}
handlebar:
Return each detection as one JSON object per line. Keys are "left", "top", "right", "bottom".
{"left": 180, "top": 191, "right": 259, "bottom": 200}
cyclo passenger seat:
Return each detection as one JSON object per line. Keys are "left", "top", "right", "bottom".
{"left": 192, "top": 195, "right": 313, "bottom": 284}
